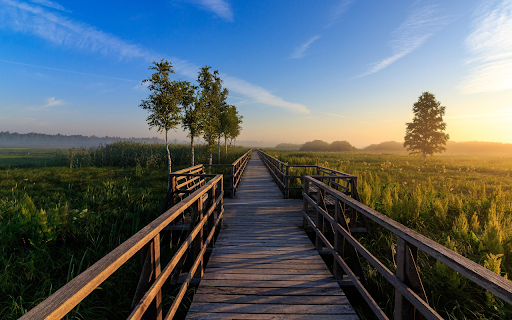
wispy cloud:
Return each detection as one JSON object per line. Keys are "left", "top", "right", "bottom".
{"left": 0, "top": 0, "right": 155, "bottom": 60}
{"left": 358, "top": 3, "right": 449, "bottom": 77}
{"left": 290, "top": 35, "right": 320, "bottom": 59}
{"left": 458, "top": 0, "right": 512, "bottom": 94}
{"left": 223, "top": 75, "right": 310, "bottom": 114}
{"left": 0, "top": 58, "right": 138, "bottom": 82}
{"left": 185, "top": 0, "right": 233, "bottom": 21}
{"left": 24, "top": 97, "right": 64, "bottom": 110}
{"left": 319, "top": 112, "right": 346, "bottom": 118}
{"left": 29, "top": 0, "right": 67, "bottom": 12}
{"left": 42, "top": 97, "right": 64, "bottom": 108}
{"left": 327, "top": 0, "right": 355, "bottom": 27}
{"left": 0, "top": 0, "right": 308, "bottom": 113}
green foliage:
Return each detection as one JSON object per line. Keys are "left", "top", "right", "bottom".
{"left": 299, "top": 139, "right": 355, "bottom": 152}
{"left": 299, "top": 140, "right": 330, "bottom": 151}
{"left": 266, "top": 149, "right": 512, "bottom": 319}
{"left": 0, "top": 145, "right": 249, "bottom": 319}
{"left": 404, "top": 92, "right": 450, "bottom": 161}
{"left": 54, "top": 142, "right": 248, "bottom": 168}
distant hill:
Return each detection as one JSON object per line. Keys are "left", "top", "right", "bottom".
{"left": 274, "top": 143, "right": 303, "bottom": 150}
{"left": 361, "top": 140, "right": 512, "bottom": 154}
{"left": 298, "top": 140, "right": 356, "bottom": 152}
{"left": 363, "top": 141, "right": 406, "bottom": 152}
{"left": 0, "top": 131, "right": 163, "bottom": 148}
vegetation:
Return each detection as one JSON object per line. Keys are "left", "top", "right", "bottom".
{"left": 299, "top": 140, "right": 356, "bottom": 152}
{"left": 404, "top": 92, "right": 449, "bottom": 161}
{"left": 274, "top": 143, "right": 303, "bottom": 150}
{"left": 266, "top": 150, "right": 512, "bottom": 319}
{"left": 0, "top": 132, "right": 162, "bottom": 148}
{"left": 0, "top": 144, "right": 249, "bottom": 319}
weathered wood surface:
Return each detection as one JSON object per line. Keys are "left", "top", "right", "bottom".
{"left": 186, "top": 152, "right": 358, "bottom": 319}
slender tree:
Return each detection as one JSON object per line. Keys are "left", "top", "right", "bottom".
{"left": 404, "top": 92, "right": 449, "bottom": 161}
{"left": 139, "top": 59, "right": 182, "bottom": 189}
{"left": 197, "top": 66, "right": 227, "bottom": 165}
{"left": 180, "top": 82, "right": 201, "bottom": 166}
{"left": 223, "top": 105, "right": 243, "bottom": 155}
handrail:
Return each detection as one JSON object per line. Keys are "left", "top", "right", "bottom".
{"left": 303, "top": 176, "right": 512, "bottom": 319}
{"left": 257, "top": 149, "right": 358, "bottom": 199}
{"left": 21, "top": 175, "right": 224, "bottom": 320}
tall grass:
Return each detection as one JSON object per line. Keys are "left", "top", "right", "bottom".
{"left": 55, "top": 142, "right": 247, "bottom": 168}
{"left": 0, "top": 144, "right": 248, "bottom": 319}
{"left": 266, "top": 150, "right": 512, "bottom": 319}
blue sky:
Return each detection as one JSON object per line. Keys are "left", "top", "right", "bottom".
{"left": 1, "top": 0, "right": 511, "bottom": 147}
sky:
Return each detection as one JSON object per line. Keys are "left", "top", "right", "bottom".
{"left": 1, "top": 0, "right": 512, "bottom": 147}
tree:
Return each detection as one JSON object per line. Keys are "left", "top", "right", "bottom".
{"left": 404, "top": 92, "right": 449, "bottom": 161}
{"left": 139, "top": 59, "right": 182, "bottom": 189}
{"left": 299, "top": 140, "right": 330, "bottom": 152}
{"left": 180, "top": 82, "right": 202, "bottom": 167}
{"left": 197, "top": 66, "right": 227, "bottom": 165}
{"left": 220, "top": 104, "right": 243, "bottom": 156}
{"left": 329, "top": 140, "right": 355, "bottom": 152}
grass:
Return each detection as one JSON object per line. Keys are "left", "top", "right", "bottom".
{"left": 0, "top": 143, "right": 248, "bottom": 319}
{"left": 265, "top": 149, "right": 512, "bottom": 320}
{"left": 0, "top": 148, "right": 65, "bottom": 168}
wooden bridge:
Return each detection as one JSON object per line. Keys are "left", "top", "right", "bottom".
{"left": 186, "top": 151, "right": 357, "bottom": 319}
{"left": 21, "top": 149, "right": 512, "bottom": 320}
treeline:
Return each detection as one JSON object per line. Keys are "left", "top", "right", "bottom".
{"left": 0, "top": 131, "right": 163, "bottom": 148}
{"left": 276, "top": 140, "right": 512, "bottom": 154}
{"left": 299, "top": 140, "right": 356, "bottom": 152}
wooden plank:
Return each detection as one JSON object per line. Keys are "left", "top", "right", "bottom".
{"left": 194, "top": 286, "right": 344, "bottom": 296}
{"left": 191, "top": 294, "right": 349, "bottom": 305}
{"left": 188, "top": 303, "right": 355, "bottom": 314}
{"left": 186, "top": 312, "right": 360, "bottom": 319}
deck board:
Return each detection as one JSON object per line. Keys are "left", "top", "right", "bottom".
{"left": 185, "top": 152, "right": 358, "bottom": 319}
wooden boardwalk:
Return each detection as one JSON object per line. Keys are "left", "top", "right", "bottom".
{"left": 186, "top": 152, "right": 358, "bottom": 319}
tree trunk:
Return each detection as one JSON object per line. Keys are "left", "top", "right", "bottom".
{"left": 422, "top": 152, "right": 426, "bottom": 162}
{"left": 166, "top": 130, "right": 172, "bottom": 190}
{"left": 225, "top": 136, "right": 228, "bottom": 158}
{"left": 190, "top": 136, "right": 195, "bottom": 167}
{"left": 209, "top": 152, "right": 212, "bottom": 166}
{"left": 218, "top": 137, "right": 221, "bottom": 164}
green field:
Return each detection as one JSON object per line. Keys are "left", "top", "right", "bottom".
{"left": 0, "top": 144, "right": 248, "bottom": 320}
{"left": 266, "top": 150, "right": 512, "bottom": 319}
{"left": 0, "top": 148, "right": 65, "bottom": 168}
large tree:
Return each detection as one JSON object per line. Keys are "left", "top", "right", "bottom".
{"left": 404, "top": 92, "right": 449, "bottom": 161}
{"left": 139, "top": 59, "right": 182, "bottom": 189}
{"left": 180, "top": 82, "right": 201, "bottom": 167}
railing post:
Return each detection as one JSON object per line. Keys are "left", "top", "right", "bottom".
{"left": 148, "top": 234, "right": 162, "bottom": 320}
{"left": 285, "top": 165, "right": 290, "bottom": 199}
{"left": 192, "top": 197, "right": 204, "bottom": 278}
{"left": 170, "top": 175, "right": 176, "bottom": 206}
{"left": 333, "top": 200, "right": 345, "bottom": 280}
{"left": 219, "top": 176, "right": 224, "bottom": 228}
{"left": 230, "top": 164, "right": 235, "bottom": 197}
{"left": 395, "top": 237, "right": 428, "bottom": 320}
{"left": 208, "top": 184, "right": 216, "bottom": 248}
{"left": 302, "top": 178, "right": 309, "bottom": 229}
{"left": 316, "top": 188, "right": 326, "bottom": 251}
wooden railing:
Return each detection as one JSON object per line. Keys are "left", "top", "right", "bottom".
{"left": 258, "top": 149, "right": 359, "bottom": 199}
{"left": 166, "top": 149, "right": 251, "bottom": 207}
{"left": 303, "top": 176, "right": 512, "bottom": 320}
{"left": 21, "top": 175, "right": 224, "bottom": 320}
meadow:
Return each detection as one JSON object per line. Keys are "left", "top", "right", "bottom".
{"left": 0, "top": 143, "right": 248, "bottom": 320}
{"left": 266, "top": 150, "right": 512, "bottom": 320}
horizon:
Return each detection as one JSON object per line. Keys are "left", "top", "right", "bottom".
{"left": 1, "top": 1, "right": 512, "bottom": 146}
